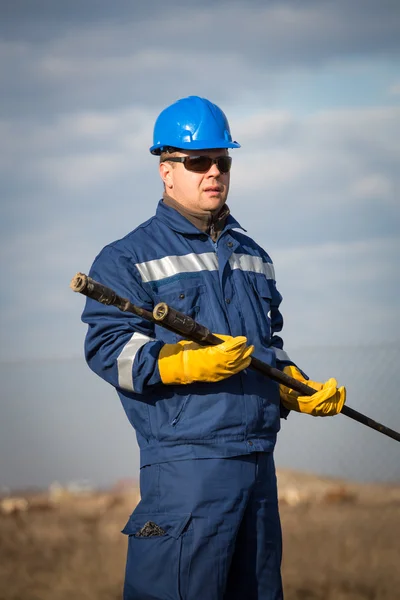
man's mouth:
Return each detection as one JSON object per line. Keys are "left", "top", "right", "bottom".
{"left": 204, "top": 186, "right": 222, "bottom": 193}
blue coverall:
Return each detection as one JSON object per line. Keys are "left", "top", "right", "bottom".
{"left": 82, "top": 200, "right": 296, "bottom": 599}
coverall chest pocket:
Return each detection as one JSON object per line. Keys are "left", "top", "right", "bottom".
{"left": 153, "top": 283, "right": 208, "bottom": 342}
{"left": 122, "top": 512, "right": 192, "bottom": 600}
{"left": 249, "top": 275, "right": 272, "bottom": 344}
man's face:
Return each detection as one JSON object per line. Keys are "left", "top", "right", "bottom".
{"left": 159, "top": 148, "right": 230, "bottom": 213}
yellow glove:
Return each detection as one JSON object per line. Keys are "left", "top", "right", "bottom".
{"left": 158, "top": 334, "right": 254, "bottom": 385}
{"left": 279, "top": 365, "right": 346, "bottom": 416}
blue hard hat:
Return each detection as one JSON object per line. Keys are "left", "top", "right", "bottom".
{"left": 149, "top": 96, "right": 240, "bottom": 155}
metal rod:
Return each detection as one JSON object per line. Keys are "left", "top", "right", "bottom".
{"left": 71, "top": 273, "right": 400, "bottom": 443}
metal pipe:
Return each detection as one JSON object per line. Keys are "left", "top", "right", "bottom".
{"left": 70, "top": 273, "right": 400, "bottom": 443}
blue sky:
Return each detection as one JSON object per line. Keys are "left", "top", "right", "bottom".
{"left": 1, "top": 0, "right": 399, "bottom": 489}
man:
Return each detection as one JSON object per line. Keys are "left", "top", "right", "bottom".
{"left": 82, "top": 96, "right": 345, "bottom": 600}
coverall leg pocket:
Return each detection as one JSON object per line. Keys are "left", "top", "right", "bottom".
{"left": 122, "top": 512, "right": 192, "bottom": 600}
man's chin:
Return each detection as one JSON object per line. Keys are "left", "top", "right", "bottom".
{"left": 201, "top": 194, "right": 226, "bottom": 211}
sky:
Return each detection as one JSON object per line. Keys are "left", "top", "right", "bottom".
{"left": 1, "top": 0, "right": 399, "bottom": 489}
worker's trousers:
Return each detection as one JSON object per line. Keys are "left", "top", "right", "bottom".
{"left": 122, "top": 452, "right": 283, "bottom": 600}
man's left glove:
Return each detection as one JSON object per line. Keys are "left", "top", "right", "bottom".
{"left": 279, "top": 365, "right": 346, "bottom": 416}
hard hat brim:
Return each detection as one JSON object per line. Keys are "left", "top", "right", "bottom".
{"left": 150, "top": 140, "right": 241, "bottom": 155}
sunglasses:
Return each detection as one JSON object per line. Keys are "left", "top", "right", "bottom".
{"left": 165, "top": 155, "right": 232, "bottom": 174}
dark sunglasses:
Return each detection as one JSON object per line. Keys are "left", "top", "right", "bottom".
{"left": 165, "top": 155, "right": 232, "bottom": 174}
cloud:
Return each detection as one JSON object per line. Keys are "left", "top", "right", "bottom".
{"left": 0, "top": 2, "right": 399, "bottom": 363}
{"left": 349, "top": 174, "right": 393, "bottom": 200}
{"left": 0, "top": 106, "right": 155, "bottom": 200}
{"left": 1, "top": 104, "right": 399, "bottom": 362}
{"left": 0, "top": 1, "right": 399, "bottom": 490}
{"left": 1, "top": 1, "right": 400, "bottom": 117}
{"left": 272, "top": 236, "right": 400, "bottom": 349}
{"left": 388, "top": 82, "right": 400, "bottom": 96}
{"left": 3, "top": 1, "right": 400, "bottom": 56}
{"left": 230, "top": 106, "right": 399, "bottom": 244}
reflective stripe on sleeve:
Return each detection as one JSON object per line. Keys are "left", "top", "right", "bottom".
{"left": 272, "top": 348, "right": 292, "bottom": 362}
{"left": 117, "top": 332, "right": 154, "bottom": 391}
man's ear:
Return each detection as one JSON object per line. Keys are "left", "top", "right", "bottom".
{"left": 159, "top": 162, "right": 173, "bottom": 190}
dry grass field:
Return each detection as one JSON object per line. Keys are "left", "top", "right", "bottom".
{"left": 0, "top": 470, "right": 399, "bottom": 600}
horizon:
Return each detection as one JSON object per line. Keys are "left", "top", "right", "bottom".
{"left": 1, "top": 1, "right": 399, "bottom": 490}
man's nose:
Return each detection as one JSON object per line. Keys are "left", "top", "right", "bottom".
{"left": 207, "top": 162, "right": 221, "bottom": 176}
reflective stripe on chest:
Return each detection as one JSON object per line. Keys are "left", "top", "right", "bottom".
{"left": 135, "top": 252, "right": 275, "bottom": 284}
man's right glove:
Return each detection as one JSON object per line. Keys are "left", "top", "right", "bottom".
{"left": 279, "top": 365, "right": 346, "bottom": 416}
{"left": 158, "top": 334, "right": 254, "bottom": 385}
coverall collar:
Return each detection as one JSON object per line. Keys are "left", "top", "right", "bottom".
{"left": 157, "top": 196, "right": 245, "bottom": 238}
